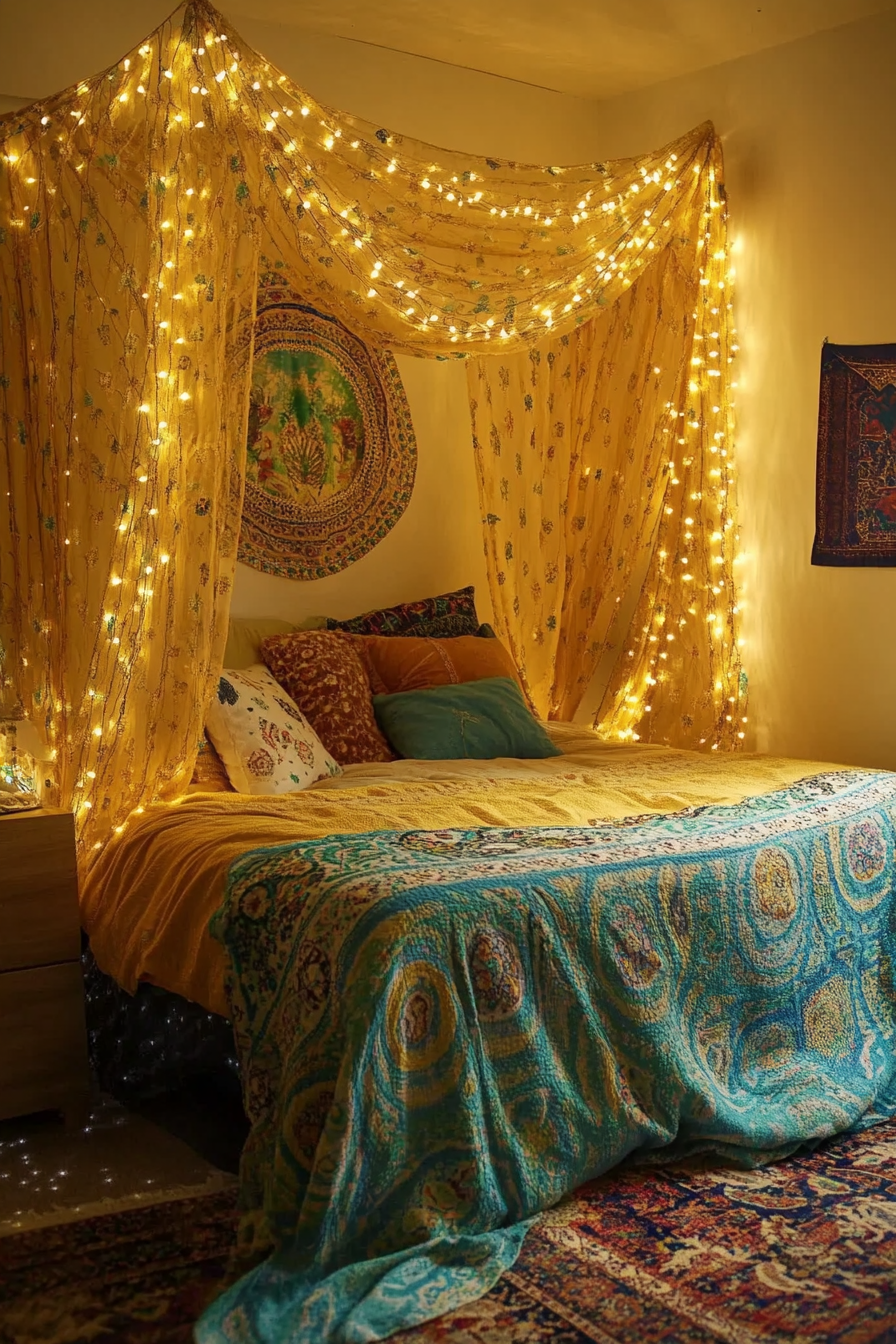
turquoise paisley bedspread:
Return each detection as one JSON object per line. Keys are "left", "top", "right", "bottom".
{"left": 197, "top": 770, "right": 896, "bottom": 1344}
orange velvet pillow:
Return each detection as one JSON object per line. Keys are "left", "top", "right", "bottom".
{"left": 261, "top": 630, "right": 395, "bottom": 766}
{"left": 352, "top": 633, "right": 522, "bottom": 697}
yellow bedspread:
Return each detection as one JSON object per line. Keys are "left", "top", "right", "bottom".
{"left": 80, "top": 725, "right": 841, "bottom": 1018}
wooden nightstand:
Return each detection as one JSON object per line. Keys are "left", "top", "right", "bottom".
{"left": 0, "top": 807, "right": 90, "bottom": 1123}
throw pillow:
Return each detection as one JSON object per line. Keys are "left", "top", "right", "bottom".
{"left": 205, "top": 664, "right": 342, "bottom": 793}
{"left": 189, "top": 736, "right": 235, "bottom": 792}
{"left": 261, "top": 631, "right": 395, "bottom": 765}
{"left": 325, "top": 585, "right": 480, "bottom": 638}
{"left": 372, "top": 677, "right": 563, "bottom": 761}
{"left": 353, "top": 632, "right": 522, "bottom": 697}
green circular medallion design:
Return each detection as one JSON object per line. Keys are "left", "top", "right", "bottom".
{"left": 238, "top": 298, "right": 416, "bottom": 579}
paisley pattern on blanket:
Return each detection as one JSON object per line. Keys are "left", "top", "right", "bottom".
{"left": 197, "top": 770, "right": 896, "bottom": 1344}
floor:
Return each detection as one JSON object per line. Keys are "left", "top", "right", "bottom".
{"left": 0, "top": 1074, "right": 247, "bottom": 1235}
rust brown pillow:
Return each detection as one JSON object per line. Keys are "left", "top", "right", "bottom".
{"left": 261, "top": 631, "right": 395, "bottom": 766}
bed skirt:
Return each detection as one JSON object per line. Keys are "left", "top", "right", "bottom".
{"left": 82, "top": 943, "right": 240, "bottom": 1101}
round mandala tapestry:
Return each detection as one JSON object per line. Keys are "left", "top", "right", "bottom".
{"left": 238, "top": 298, "right": 416, "bottom": 579}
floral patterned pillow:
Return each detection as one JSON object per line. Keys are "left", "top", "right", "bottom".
{"left": 205, "top": 664, "right": 342, "bottom": 793}
{"left": 325, "top": 585, "right": 480, "bottom": 638}
{"left": 261, "top": 631, "right": 396, "bottom": 765}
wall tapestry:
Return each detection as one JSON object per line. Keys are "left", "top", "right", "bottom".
{"left": 238, "top": 273, "right": 417, "bottom": 579}
{"left": 812, "top": 341, "right": 896, "bottom": 567}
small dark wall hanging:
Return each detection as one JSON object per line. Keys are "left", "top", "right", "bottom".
{"left": 812, "top": 341, "right": 896, "bottom": 567}
{"left": 238, "top": 271, "right": 417, "bottom": 580}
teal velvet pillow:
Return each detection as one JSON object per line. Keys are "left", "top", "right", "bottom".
{"left": 372, "top": 677, "right": 562, "bottom": 761}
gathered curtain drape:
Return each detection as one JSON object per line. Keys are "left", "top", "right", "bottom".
{"left": 0, "top": 0, "right": 744, "bottom": 860}
{"left": 469, "top": 244, "right": 745, "bottom": 738}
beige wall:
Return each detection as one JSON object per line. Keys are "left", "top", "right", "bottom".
{"left": 589, "top": 10, "right": 896, "bottom": 769}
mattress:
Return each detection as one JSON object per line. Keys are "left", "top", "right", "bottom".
{"left": 80, "top": 724, "right": 841, "bottom": 1018}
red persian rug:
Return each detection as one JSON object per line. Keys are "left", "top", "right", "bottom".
{"left": 0, "top": 1187, "right": 239, "bottom": 1344}
{"left": 401, "top": 1117, "right": 896, "bottom": 1343}
{"left": 3, "top": 1123, "right": 896, "bottom": 1343}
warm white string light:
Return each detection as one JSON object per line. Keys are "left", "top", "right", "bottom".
{"left": 0, "top": 0, "right": 745, "bottom": 855}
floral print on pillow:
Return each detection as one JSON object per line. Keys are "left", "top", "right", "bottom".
{"left": 261, "top": 631, "right": 396, "bottom": 765}
{"left": 205, "top": 664, "right": 342, "bottom": 794}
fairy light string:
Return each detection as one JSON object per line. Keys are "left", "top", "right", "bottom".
{"left": 0, "top": 0, "right": 745, "bottom": 860}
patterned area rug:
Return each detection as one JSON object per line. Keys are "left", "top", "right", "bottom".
{"left": 399, "top": 1118, "right": 896, "bottom": 1344}
{"left": 3, "top": 1123, "right": 896, "bottom": 1343}
{"left": 0, "top": 1187, "right": 239, "bottom": 1344}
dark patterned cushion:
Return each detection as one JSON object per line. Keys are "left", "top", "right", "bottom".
{"left": 261, "top": 631, "right": 396, "bottom": 766}
{"left": 326, "top": 586, "right": 480, "bottom": 639}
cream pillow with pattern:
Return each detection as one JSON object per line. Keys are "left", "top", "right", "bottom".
{"left": 205, "top": 664, "right": 342, "bottom": 794}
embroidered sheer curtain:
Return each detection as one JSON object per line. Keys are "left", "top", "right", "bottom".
{"left": 469, "top": 246, "right": 745, "bottom": 740}
{"left": 0, "top": 0, "right": 744, "bottom": 858}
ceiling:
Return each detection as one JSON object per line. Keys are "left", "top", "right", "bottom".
{"left": 1, "top": 0, "right": 893, "bottom": 102}
{"left": 236, "top": 0, "right": 896, "bottom": 99}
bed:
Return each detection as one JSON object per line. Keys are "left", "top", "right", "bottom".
{"left": 80, "top": 724, "right": 896, "bottom": 1343}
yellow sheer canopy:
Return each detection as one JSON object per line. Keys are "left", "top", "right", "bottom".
{"left": 0, "top": 0, "right": 744, "bottom": 859}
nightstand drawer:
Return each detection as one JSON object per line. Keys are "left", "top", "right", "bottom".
{"left": 0, "top": 810, "right": 80, "bottom": 971}
{"left": 0, "top": 961, "right": 89, "bottom": 1121}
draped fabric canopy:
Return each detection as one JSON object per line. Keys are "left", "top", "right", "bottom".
{"left": 0, "top": 0, "right": 744, "bottom": 858}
